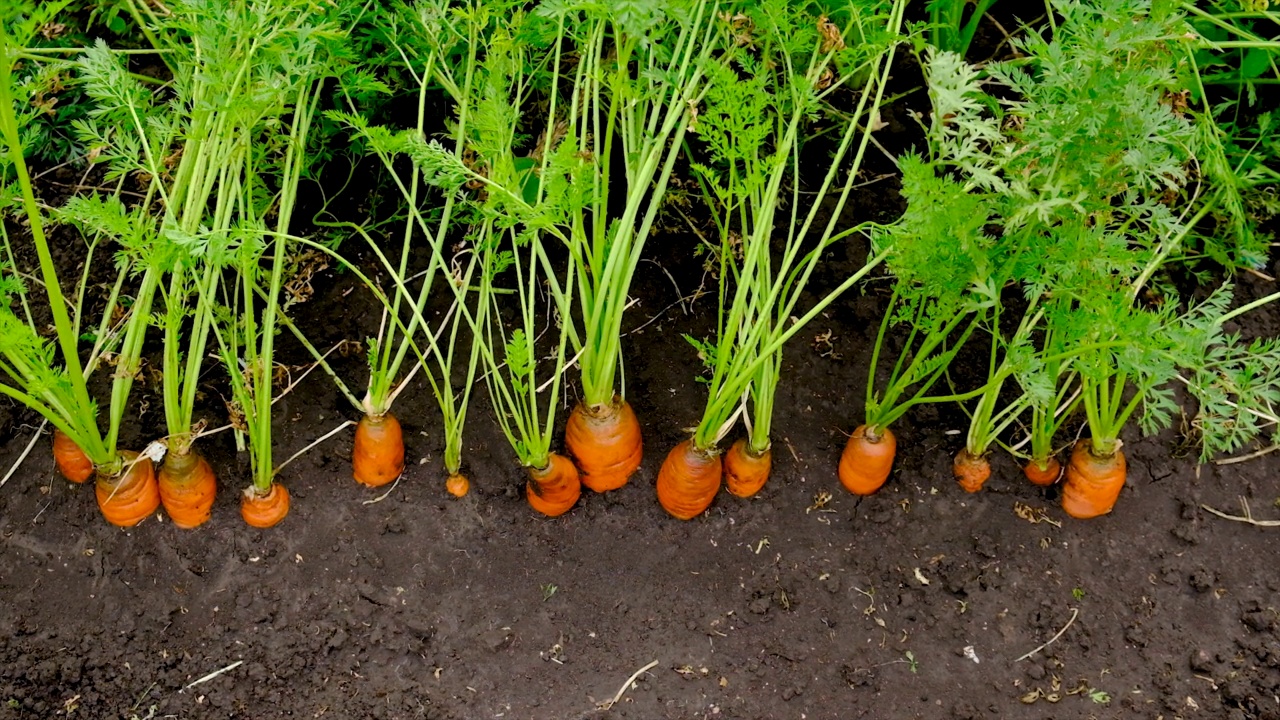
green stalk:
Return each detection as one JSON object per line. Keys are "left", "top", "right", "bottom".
{"left": 0, "top": 42, "right": 109, "bottom": 464}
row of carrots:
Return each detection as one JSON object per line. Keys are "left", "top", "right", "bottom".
{"left": 51, "top": 403, "right": 1117, "bottom": 528}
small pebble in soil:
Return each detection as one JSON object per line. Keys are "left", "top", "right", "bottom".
{"left": 1190, "top": 649, "right": 1215, "bottom": 673}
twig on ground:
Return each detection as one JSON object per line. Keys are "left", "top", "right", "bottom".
{"left": 596, "top": 660, "right": 659, "bottom": 711}
{"left": 1016, "top": 607, "right": 1078, "bottom": 662}
{"left": 362, "top": 475, "right": 402, "bottom": 505}
{"left": 1215, "top": 444, "right": 1280, "bottom": 465}
{"left": 1202, "top": 497, "right": 1280, "bottom": 527}
{"left": 272, "top": 421, "right": 355, "bottom": 477}
{"left": 1, "top": 419, "right": 47, "bottom": 488}
{"left": 182, "top": 660, "right": 244, "bottom": 691}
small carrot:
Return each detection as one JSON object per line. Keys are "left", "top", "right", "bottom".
{"left": 724, "top": 439, "right": 771, "bottom": 498}
{"left": 525, "top": 453, "right": 580, "bottom": 517}
{"left": 53, "top": 429, "right": 93, "bottom": 484}
{"left": 838, "top": 425, "right": 896, "bottom": 495}
{"left": 241, "top": 482, "right": 290, "bottom": 528}
{"left": 953, "top": 448, "right": 990, "bottom": 493}
{"left": 1023, "top": 456, "right": 1061, "bottom": 487}
{"left": 158, "top": 449, "right": 217, "bottom": 529}
{"left": 657, "top": 439, "right": 722, "bottom": 520}
{"left": 565, "top": 399, "right": 643, "bottom": 492}
{"left": 353, "top": 412, "right": 405, "bottom": 488}
{"left": 1061, "top": 439, "right": 1126, "bottom": 519}
{"left": 446, "top": 473, "right": 470, "bottom": 498}
{"left": 95, "top": 451, "right": 160, "bottom": 528}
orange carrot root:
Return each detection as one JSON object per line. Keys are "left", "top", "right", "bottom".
{"left": 241, "top": 483, "right": 290, "bottom": 528}
{"left": 1023, "top": 456, "right": 1062, "bottom": 487}
{"left": 953, "top": 448, "right": 991, "bottom": 493}
{"left": 1061, "top": 439, "right": 1126, "bottom": 519}
{"left": 95, "top": 451, "right": 160, "bottom": 527}
{"left": 158, "top": 449, "right": 217, "bottom": 529}
{"left": 353, "top": 413, "right": 405, "bottom": 488}
{"left": 724, "top": 439, "right": 771, "bottom": 498}
{"left": 53, "top": 429, "right": 93, "bottom": 484}
{"left": 656, "top": 439, "right": 722, "bottom": 520}
{"left": 525, "top": 453, "right": 581, "bottom": 517}
{"left": 446, "top": 473, "right": 470, "bottom": 498}
{"left": 838, "top": 425, "right": 896, "bottom": 495}
{"left": 565, "top": 399, "right": 643, "bottom": 492}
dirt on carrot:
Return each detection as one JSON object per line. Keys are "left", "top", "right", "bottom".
{"left": 953, "top": 448, "right": 991, "bottom": 493}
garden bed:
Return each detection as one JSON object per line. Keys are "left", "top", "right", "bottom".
{"left": 0, "top": 219, "right": 1278, "bottom": 720}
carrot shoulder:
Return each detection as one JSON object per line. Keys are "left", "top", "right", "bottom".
{"left": 565, "top": 399, "right": 643, "bottom": 493}
{"left": 241, "top": 483, "right": 290, "bottom": 528}
{"left": 724, "top": 439, "right": 771, "bottom": 498}
{"left": 96, "top": 451, "right": 160, "bottom": 528}
{"left": 1023, "top": 456, "right": 1061, "bottom": 486}
{"left": 953, "top": 448, "right": 990, "bottom": 493}
{"left": 446, "top": 473, "right": 470, "bottom": 498}
{"left": 158, "top": 449, "right": 217, "bottom": 529}
{"left": 1061, "top": 439, "right": 1126, "bottom": 519}
{"left": 838, "top": 426, "right": 896, "bottom": 495}
{"left": 353, "top": 413, "right": 406, "bottom": 488}
{"left": 657, "top": 440, "right": 722, "bottom": 520}
{"left": 526, "top": 453, "right": 581, "bottom": 517}
{"left": 53, "top": 429, "right": 94, "bottom": 484}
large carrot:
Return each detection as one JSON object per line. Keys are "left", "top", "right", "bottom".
{"left": 95, "top": 451, "right": 160, "bottom": 528}
{"left": 352, "top": 412, "right": 405, "bottom": 487}
{"left": 953, "top": 448, "right": 990, "bottom": 493}
{"left": 724, "top": 439, "right": 771, "bottom": 498}
{"left": 1061, "top": 439, "right": 1125, "bottom": 518}
{"left": 565, "top": 399, "right": 642, "bottom": 492}
{"left": 838, "top": 425, "right": 896, "bottom": 495}
{"left": 525, "top": 453, "right": 580, "bottom": 517}
{"left": 446, "top": 473, "right": 470, "bottom": 498}
{"left": 241, "top": 482, "right": 290, "bottom": 528}
{"left": 1023, "top": 456, "right": 1061, "bottom": 486}
{"left": 53, "top": 429, "right": 94, "bottom": 483}
{"left": 158, "top": 449, "right": 216, "bottom": 529}
{"left": 657, "top": 440, "right": 722, "bottom": 520}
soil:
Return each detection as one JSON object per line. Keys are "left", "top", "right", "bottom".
{"left": 3, "top": 14, "right": 1280, "bottom": 720}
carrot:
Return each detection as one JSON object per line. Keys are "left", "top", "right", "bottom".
{"left": 446, "top": 473, "right": 470, "bottom": 498}
{"left": 241, "top": 482, "right": 290, "bottom": 528}
{"left": 1023, "top": 456, "right": 1061, "bottom": 487}
{"left": 953, "top": 448, "right": 990, "bottom": 493}
{"left": 525, "top": 453, "right": 580, "bottom": 517}
{"left": 53, "top": 429, "right": 93, "bottom": 483}
{"left": 838, "top": 425, "right": 896, "bottom": 495}
{"left": 352, "top": 412, "right": 405, "bottom": 488}
{"left": 1061, "top": 439, "right": 1126, "bottom": 519}
{"left": 158, "top": 449, "right": 217, "bottom": 529}
{"left": 656, "top": 440, "right": 722, "bottom": 520}
{"left": 724, "top": 439, "right": 771, "bottom": 498}
{"left": 565, "top": 399, "right": 643, "bottom": 492}
{"left": 95, "top": 451, "right": 160, "bottom": 528}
